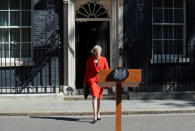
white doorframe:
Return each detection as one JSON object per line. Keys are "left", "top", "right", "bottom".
{"left": 63, "top": 0, "right": 123, "bottom": 94}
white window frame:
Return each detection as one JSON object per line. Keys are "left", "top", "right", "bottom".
{"left": 0, "top": 0, "right": 33, "bottom": 67}
{"left": 151, "top": 0, "right": 190, "bottom": 64}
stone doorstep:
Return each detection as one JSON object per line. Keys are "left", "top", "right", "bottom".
{"left": 63, "top": 94, "right": 128, "bottom": 101}
{"left": 65, "top": 88, "right": 127, "bottom": 100}
{"left": 76, "top": 88, "right": 113, "bottom": 95}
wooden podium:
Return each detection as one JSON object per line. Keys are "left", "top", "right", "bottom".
{"left": 98, "top": 69, "right": 142, "bottom": 131}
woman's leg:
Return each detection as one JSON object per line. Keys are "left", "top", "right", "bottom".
{"left": 92, "top": 96, "right": 98, "bottom": 120}
{"left": 97, "top": 98, "right": 101, "bottom": 118}
{"left": 97, "top": 87, "right": 104, "bottom": 118}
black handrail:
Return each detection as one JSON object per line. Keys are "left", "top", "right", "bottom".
{"left": 14, "top": 30, "right": 61, "bottom": 93}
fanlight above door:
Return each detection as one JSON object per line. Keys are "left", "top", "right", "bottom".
{"left": 76, "top": 2, "right": 109, "bottom": 18}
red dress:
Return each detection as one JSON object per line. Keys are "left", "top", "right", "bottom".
{"left": 84, "top": 56, "right": 109, "bottom": 99}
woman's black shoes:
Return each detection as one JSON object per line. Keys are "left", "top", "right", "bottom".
{"left": 91, "top": 117, "right": 101, "bottom": 124}
{"left": 91, "top": 119, "right": 98, "bottom": 124}
{"left": 97, "top": 118, "right": 101, "bottom": 121}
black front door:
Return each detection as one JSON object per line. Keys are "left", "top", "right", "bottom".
{"left": 76, "top": 21, "right": 110, "bottom": 88}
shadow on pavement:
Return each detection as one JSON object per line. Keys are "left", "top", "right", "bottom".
{"left": 30, "top": 116, "right": 92, "bottom": 124}
{"left": 160, "top": 99, "right": 195, "bottom": 107}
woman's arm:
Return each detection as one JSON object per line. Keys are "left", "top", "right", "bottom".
{"left": 104, "top": 58, "right": 109, "bottom": 70}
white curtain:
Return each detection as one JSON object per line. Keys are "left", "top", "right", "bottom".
{"left": 0, "top": 29, "right": 8, "bottom": 42}
{"left": 0, "top": 12, "right": 8, "bottom": 26}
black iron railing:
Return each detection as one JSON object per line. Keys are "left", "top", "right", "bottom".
{"left": 0, "top": 30, "right": 61, "bottom": 94}
{"left": 14, "top": 30, "right": 61, "bottom": 93}
{"left": 124, "top": 44, "right": 195, "bottom": 92}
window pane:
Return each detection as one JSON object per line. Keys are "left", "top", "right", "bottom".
{"left": 174, "top": 25, "right": 183, "bottom": 39}
{"left": 22, "top": 11, "right": 31, "bottom": 26}
{"left": 153, "top": 40, "right": 162, "bottom": 54}
{"left": 153, "top": 25, "right": 162, "bottom": 39}
{"left": 164, "top": 0, "right": 173, "bottom": 8}
{"left": 21, "top": 43, "right": 31, "bottom": 57}
{"left": 21, "top": 28, "right": 31, "bottom": 42}
{"left": 0, "top": 11, "right": 8, "bottom": 26}
{"left": 21, "top": 0, "right": 31, "bottom": 10}
{"left": 10, "top": 11, "right": 20, "bottom": 26}
{"left": 0, "top": 29, "right": 8, "bottom": 42}
{"left": 10, "top": 28, "right": 20, "bottom": 42}
{"left": 0, "top": 44, "right": 9, "bottom": 58}
{"left": 164, "top": 9, "right": 173, "bottom": 23}
{"left": 0, "top": 0, "right": 8, "bottom": 10}
{"left": 10, "top": 0, "right": 20, "bottom": 10}
{"left": 174, "top": 40, "right": 183, "bottom": 54}
{"left": 174, "top": 0, "right": 183, "bottom": 8}
{"left": 153, "top": 9, "right": 163, "bottom": 23}
{"left": 163, "top": 25, "right": 173, "bottom": 39}
{"left": 153, "top": 0, "right": 162, "bottom": 8}
{"left": 164, "top": 40, "right": 173, "bottom": 54}
{"left": 174, "top": 9, "right": 184, "bottom": 23}
{"left": 10, "top": 43, "right": 20, "bottom": 58}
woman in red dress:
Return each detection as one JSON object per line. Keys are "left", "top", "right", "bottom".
{"left": 84, "top": 45, "right": 109, "bottom": 123}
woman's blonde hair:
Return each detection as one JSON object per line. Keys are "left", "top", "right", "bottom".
{"left": 92, "top": 45, "right": 102, "bottom": 53}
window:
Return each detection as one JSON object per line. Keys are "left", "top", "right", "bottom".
{"left": 152, "top": 0, "right": 189, "bottom": 63}
{"left": 0, "top": 0, "right": 31, "bottom": 59}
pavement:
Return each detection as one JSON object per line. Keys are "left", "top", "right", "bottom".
{"left": 0, "top": 94, "right": 195, "bottom": 116}
{"left": 1, "top": 114, "right": 195, "bottom": 131}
